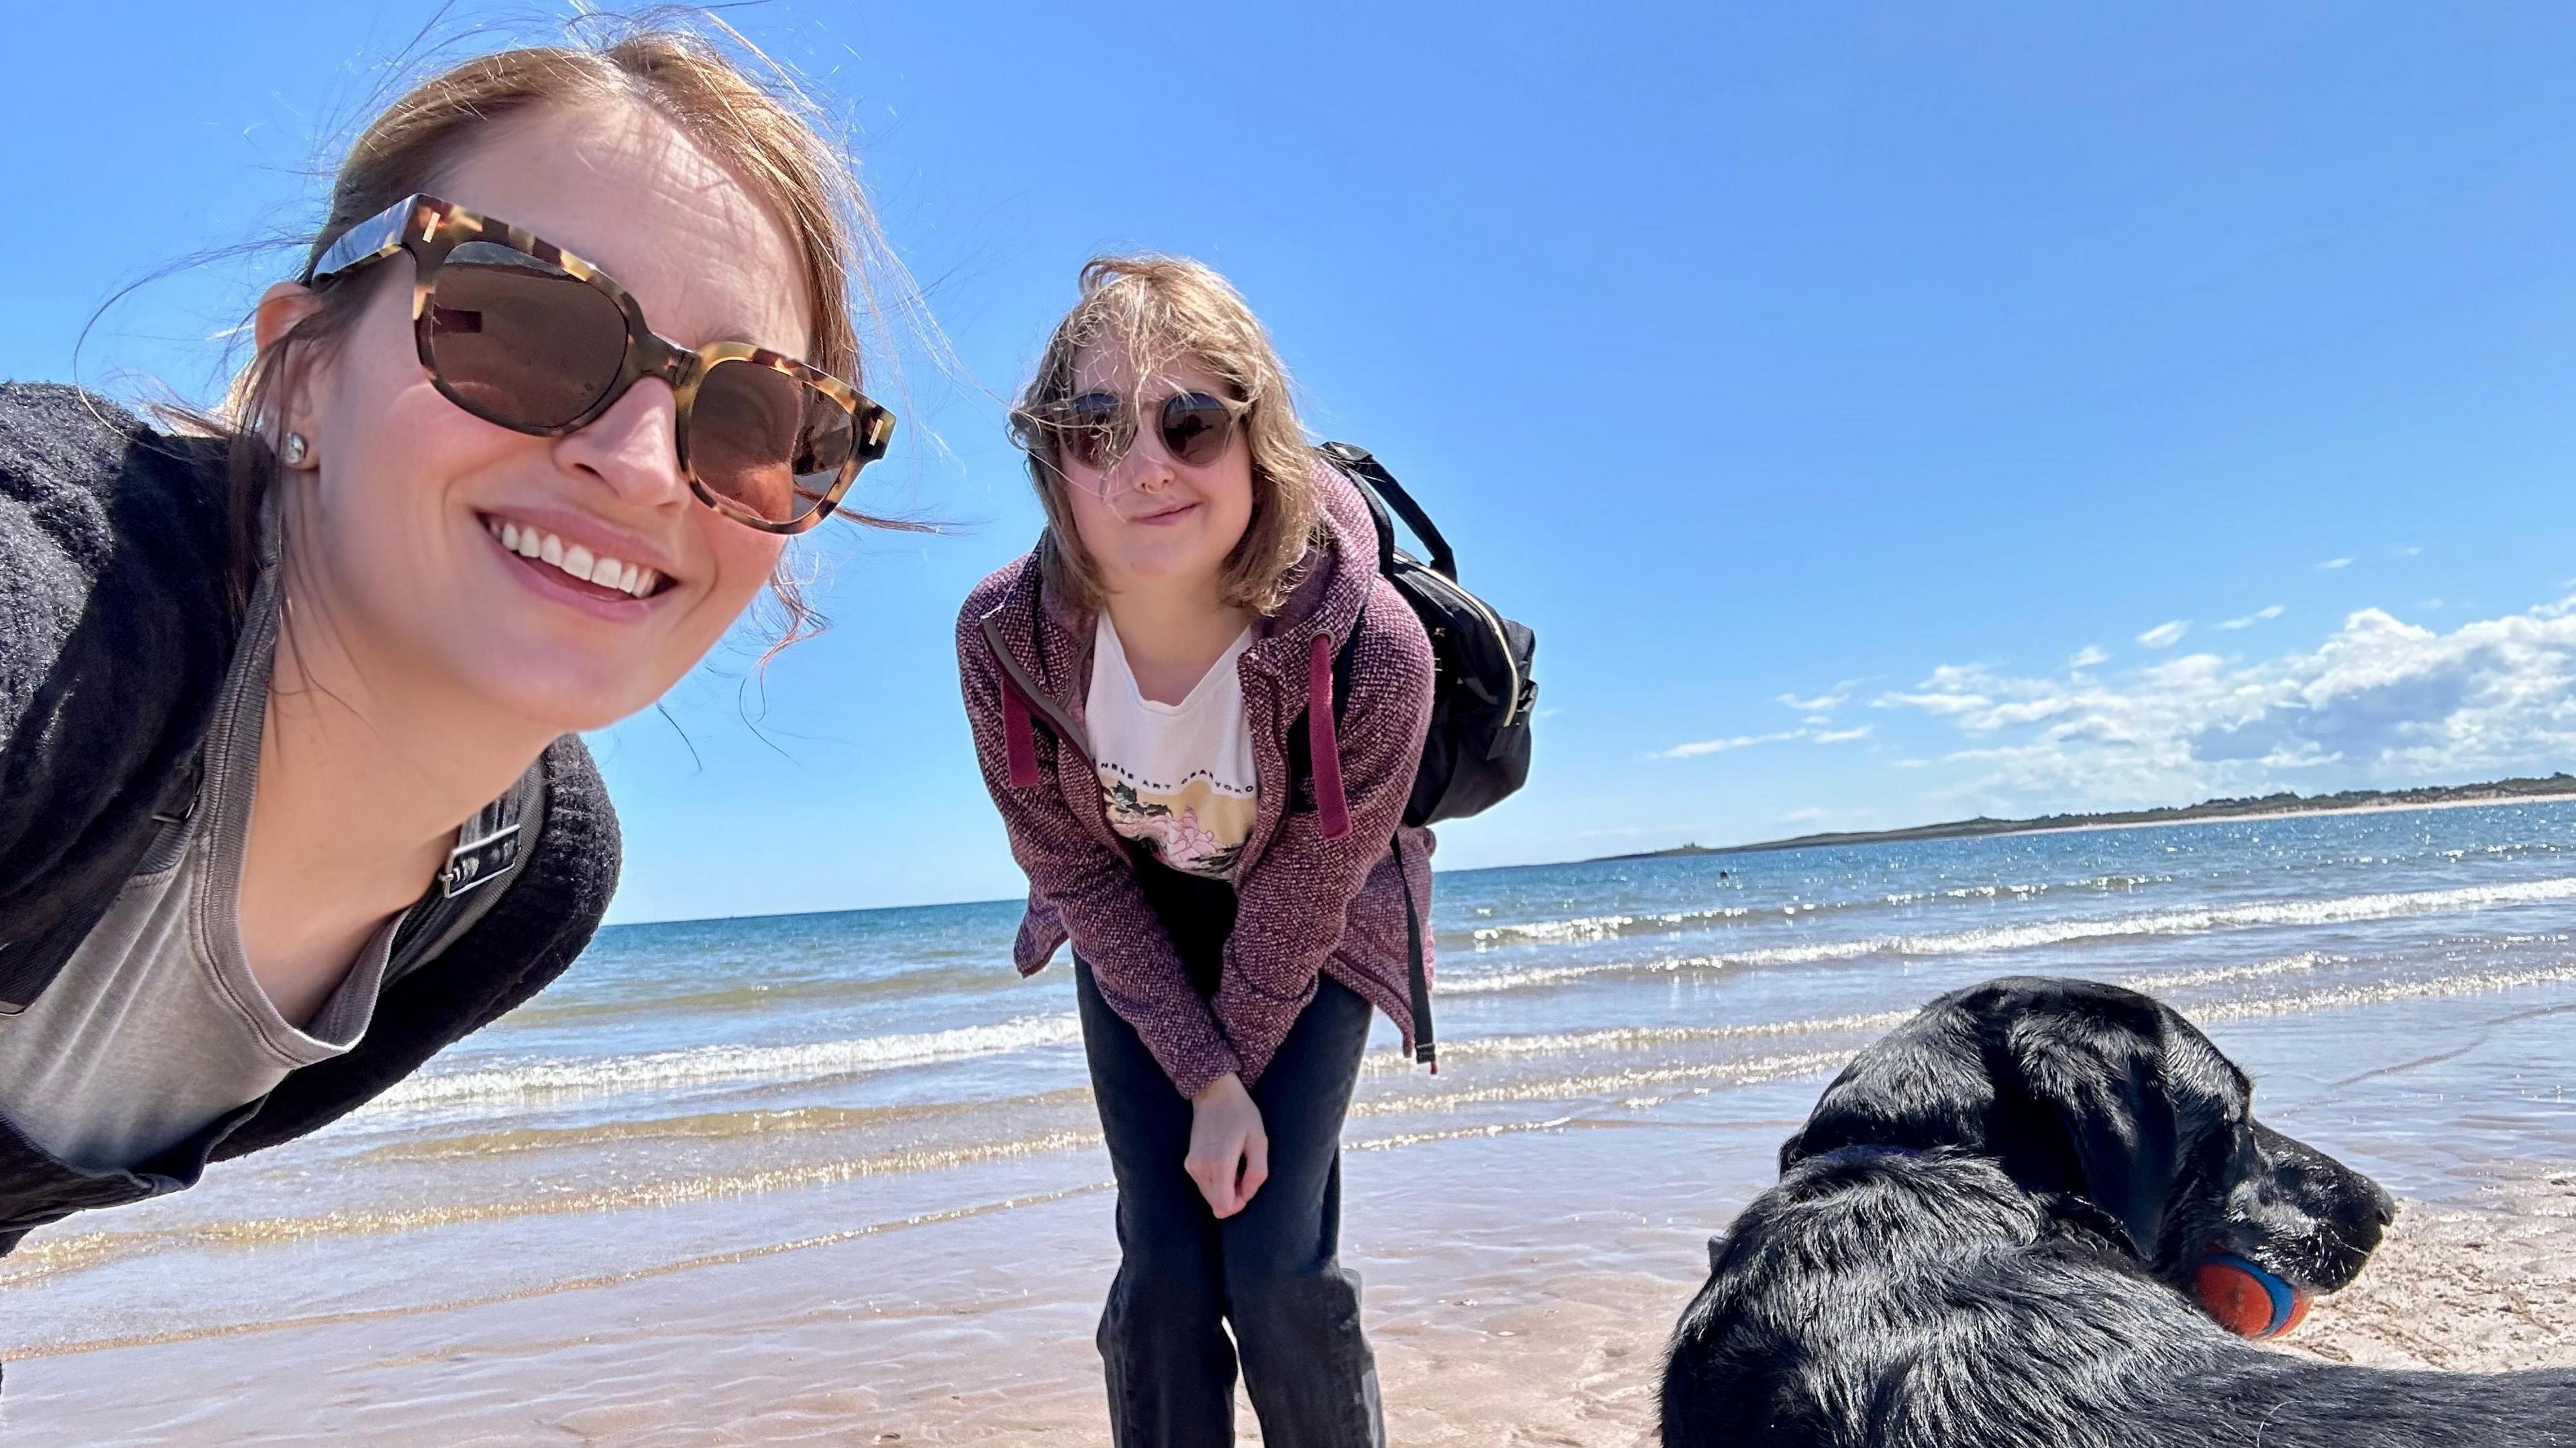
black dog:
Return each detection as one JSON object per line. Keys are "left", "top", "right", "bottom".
{"left": 1660, "top": 975, "right": 2576, "bottom": 1447}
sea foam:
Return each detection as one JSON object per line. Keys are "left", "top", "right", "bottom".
{"left": 1439, "top": 875, "right": 2576, "bottom": 996}
{"left": 368, "top": 1013, "right": 1085, "bottom": 1117}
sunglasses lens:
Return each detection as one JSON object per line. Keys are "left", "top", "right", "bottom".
{"left": 692, "top": 359, "right": 859, "bottom": 526}
{"left": 423, "top": 241, "right": 627, "bottom": 430}
{"left": 1057, "top": 393, "right": 1126, "bottom": 473}
{"left": 1159, "top": 392, "right": 1238, "bottom": 466}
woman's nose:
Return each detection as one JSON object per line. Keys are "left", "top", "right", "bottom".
{"left": 1104, "top": 429, "right": 1175, "bottom": 499}
{"left": 553, "top": 380, "right": 691, "bottom": 509}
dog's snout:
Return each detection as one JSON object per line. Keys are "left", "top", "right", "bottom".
{"left": 2370, "top": 1179, "right": 2398, "bottom": 1227}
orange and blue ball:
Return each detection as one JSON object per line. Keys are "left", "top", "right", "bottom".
{"left": 2194, "top": 1252, "right": 2310, "bottom": 1339}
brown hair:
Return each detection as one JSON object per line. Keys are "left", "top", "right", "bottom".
{"left": 1009, "top": 256, "right": 1321, "bottom": 615}
{"left": 212, "top": 17, "right": 891, "bottom": 643}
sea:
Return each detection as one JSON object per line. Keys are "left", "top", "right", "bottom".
{"left": 6, "top": 799, "right": 2576, "bottom": 1441}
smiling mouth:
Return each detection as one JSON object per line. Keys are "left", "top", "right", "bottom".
{"left": 481, "top": 515, "right": 669, "bottom": 600}
{"left": 1132, "top": 501, "right": 1199, "bottom": 524}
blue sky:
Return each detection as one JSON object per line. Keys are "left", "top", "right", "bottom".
{"left": 9, "top": 3, "right": 2576, "bottom": 922}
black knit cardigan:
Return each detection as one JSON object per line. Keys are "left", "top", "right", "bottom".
{"left": 0, "top": 382, "right": 619, "bottom": 1248}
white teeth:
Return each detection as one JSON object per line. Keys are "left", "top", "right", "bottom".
{"left": 487, "top": 516, "right": 662, "bottom": 598}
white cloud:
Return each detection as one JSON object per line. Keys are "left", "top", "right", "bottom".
{"left": 1813, "top": 726, "right": 1874, "bottom": 744}
{"left": 2318, "top": 557, "right": 2353, "bottom": 570}
{"left": 1875, "top": 595, "right": 2576, "bottom": 807}
{"left": 1782, "top": 807, "right": 1826, "bottom": 822}
{"left": 1778, "top": 682, "right": 1864, "bottom": 722}
{"left": 2404, "top": 547, "right": 2422, "bottom": 557}
{"left": 2218, "top": 605, "right": 2286, "bottom": 631}
{"left": 1656, "top": 728, "right": 1806, "bottom": 760}
{"left": 2137, "top": 620, "right": 2190, "bottom": 649}
{"left": 1877, "top": 662, "right": 1995, "bottom": 716}
{"left": 2068, "top": 645, "right": 2110, "bottom": 669}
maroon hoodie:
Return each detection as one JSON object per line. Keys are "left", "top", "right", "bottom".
{"left": 956, "top": 461, "right": 1437, "bottom": 1098}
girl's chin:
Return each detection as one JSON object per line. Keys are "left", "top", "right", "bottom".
{"left": 441, "top": 644, "right": 675, "bottom": 732}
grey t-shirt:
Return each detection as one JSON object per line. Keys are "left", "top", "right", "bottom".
{"left": 0, "top": 582, "right": 413, "bottom": 1172}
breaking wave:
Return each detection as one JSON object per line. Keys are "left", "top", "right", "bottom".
{"left": 366, "top": 1013, "right": 1085, "bottom": 1117}
{"left": 1439, "top": 876, "right": 2576, "bottom": 997}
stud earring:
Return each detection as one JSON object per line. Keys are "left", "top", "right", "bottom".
{"left": 282, "top": 433, "right": 309, "bottom": 467}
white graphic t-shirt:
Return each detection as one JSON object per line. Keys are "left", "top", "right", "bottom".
{"left": 1087, "top": 614, "right": 1259, "bottom": 879}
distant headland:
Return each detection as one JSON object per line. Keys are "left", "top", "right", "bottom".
{"left": 1587, "top": 773, "right": 2576, "bottom": 863}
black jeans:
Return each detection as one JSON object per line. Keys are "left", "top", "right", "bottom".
{"left": 1075, "top": 860, "right": 1385, "bottom": 1448}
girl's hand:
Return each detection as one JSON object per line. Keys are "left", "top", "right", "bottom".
{"left": 1185, "top": 1072, "right": 1269, "bottom": 1218}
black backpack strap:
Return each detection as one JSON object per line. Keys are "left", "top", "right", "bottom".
{"left": 1290, "top": 601, "right": 1436, "bottom": 1072}
{"left": 1320, "top": 441, "right": 1456, "bottom": 581}
{"left": 1392, "top": 834, "right": 1435, "bottom": 1070}
{"left": 1343, "top": 603, "right": 1434, "bottom": 1071}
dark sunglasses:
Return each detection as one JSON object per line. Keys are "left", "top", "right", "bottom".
{"left": 302, "top": 193, "right": 896, "bottom": 535}
{"left": 1019, "top": 388, "right": 1252, "bottom": 480}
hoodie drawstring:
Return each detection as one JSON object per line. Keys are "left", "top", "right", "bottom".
{"left": 1001, "top": 677, "right": 1041, "bottom": 789}
{"left": 1308, "top": 632, "right": 1350, "bottom": 841}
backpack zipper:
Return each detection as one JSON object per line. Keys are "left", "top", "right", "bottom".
{"left": 1404, "top": 562, "right": 1525, "bottom": 724}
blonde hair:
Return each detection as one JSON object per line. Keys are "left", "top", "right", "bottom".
{"left": 211, "top": 17, "right": 889, "bottom": 643}
{"left": 1010, "top": 256, "right": 1321, "bottom": 614}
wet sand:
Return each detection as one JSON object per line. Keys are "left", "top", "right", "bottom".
{"left": 9, "top": 1116, "right": 2571, "bottom": 1445}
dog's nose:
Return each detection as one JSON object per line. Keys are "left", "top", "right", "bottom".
{"left": 2369, "top": 1179, "right": 2397, "bottom": 1227}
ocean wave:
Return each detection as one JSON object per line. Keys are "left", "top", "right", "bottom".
{"left": 2123, "top": 951, "right": 2345, "bottom": 992}
{"left": 1423, "top": 1014, "right": 1911, "bottom": 1062}
{"left": 1438, "top": 875, "right": 2576, "bottom": 997}
{"left": 502, "top": 962, "right": 1026, "bottom": 1027}
{"left": 1458, "top": 871, "right": 2186, "bottom": 952}
{"left": 353, "top": 1087, "right": 1099, "bottom": 1163}
{"left": 1460, "top": 905, "right": 1752, "bottom": 950}
{"left": 365, "top": 1013, "right": 1084, "bottom": 1117}
{"left": 2193, "top": 963, "right": 2576, "bottom": 1021}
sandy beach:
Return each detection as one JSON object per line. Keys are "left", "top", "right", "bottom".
{"left": 7, "top": 803, "right": 2575, "bottom": 1443}
{"left": 7, "top": 1122, "right": 2570, "bottom": 1445}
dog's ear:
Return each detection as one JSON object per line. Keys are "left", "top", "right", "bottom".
{"left": 1998, "top": 999, "right": 2182, "bottom": 1262}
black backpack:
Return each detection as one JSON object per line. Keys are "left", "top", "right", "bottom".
{"left": 1318, "top": 441, "right": 1538, "bottom": 828}
{"left": 1304, "top": 443, "right": 1538, "bottom": 1073}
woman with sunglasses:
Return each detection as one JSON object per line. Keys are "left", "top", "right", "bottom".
{"left": 959, "top": 256, "right": 1437, "bottom": 1447}
{"left": 0, "top": 30, "right": 894, "bottom": 1260}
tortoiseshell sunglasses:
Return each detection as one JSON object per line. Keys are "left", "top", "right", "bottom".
{"left": 303, "top": 193, "right": 895, "bottom": 534}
